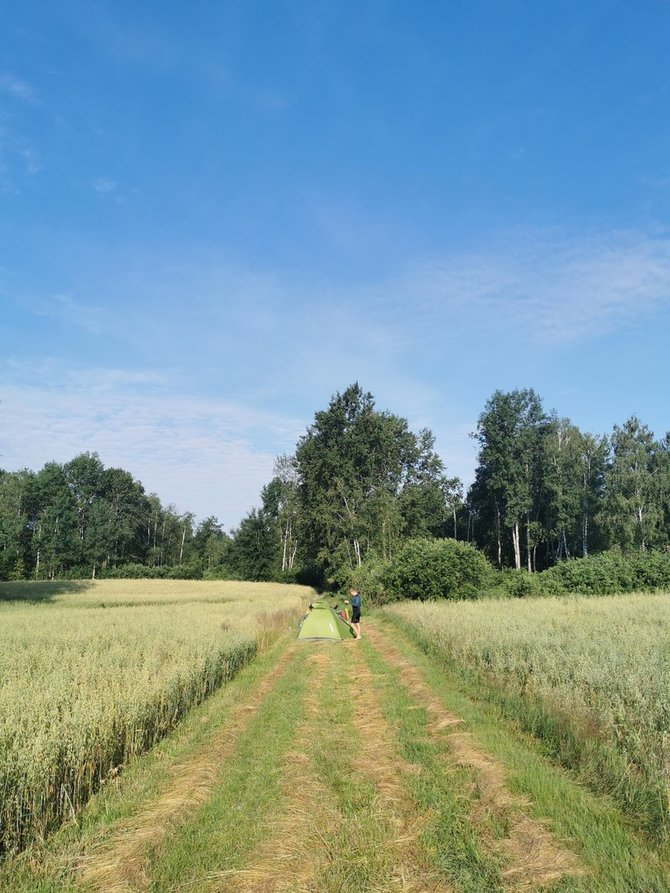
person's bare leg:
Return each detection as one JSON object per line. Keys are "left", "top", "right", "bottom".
{"left": 352, "top": 622, "right": 361, "bottom": 639}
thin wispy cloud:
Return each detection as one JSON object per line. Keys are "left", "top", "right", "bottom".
{"left": 3, "top": 226, "right": 668, "bottom": 521}
{"left": 91, "top": 177, "right": 117, "bottom": 194}
{"left": 20, "top": 146, "right": 41, "bottom": 174}
{"left": 0, "top": 73, "right": 35, "bottom": 102}
{"left": 379, "top": 229, "right": 670, "bottom": 348}
{"left": 28, "top": 294, "right": 108, "bottom": 335}
{"left": 0, "top": 125, "right": 40, "bottom": 191}
{"left": 0, "top": 368, "right": 304, "bottom": 525}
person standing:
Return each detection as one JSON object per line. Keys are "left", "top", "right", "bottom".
{"left": 349, "top": 588, "right": 362, "bottom": 639}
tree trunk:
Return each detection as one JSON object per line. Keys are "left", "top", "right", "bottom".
{"left": 581, "top": 462, "right": 590, "bottom": 558}
{"left": 512, "top": 521, "right": 521, "bottom": 570}
{"left": 281, "top": 521, "right": 289, "bottom": 572}
{"left": 495, "top": 502, "right": 502, "bottom": 568}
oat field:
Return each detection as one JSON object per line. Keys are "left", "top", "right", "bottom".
{"left": 0, "top": 579, "right": 310, "bottom": 855}
{"left": 2, "top": 584, "right": 670, "bottom": 892}
{"left": 3, "top": 611, "right": 669, "bottom": 892}
{"left": 387, "top": 593, "right": 670, "bottom": 839}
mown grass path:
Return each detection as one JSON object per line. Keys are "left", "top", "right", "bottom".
{"left": 2, "top": 616, "right": 669, "bottom": 893}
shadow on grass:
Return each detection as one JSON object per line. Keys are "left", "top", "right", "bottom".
{"left": 0, "top": 580, "right": 94, "bottom": 604}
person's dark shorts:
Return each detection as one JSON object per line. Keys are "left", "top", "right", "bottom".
{"left": 351, "top": 607, "right": 361, "bottom": 623}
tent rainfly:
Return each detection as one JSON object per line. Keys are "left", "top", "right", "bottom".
{"left": 297, "top": 601, "right": 357, "bottom": 642}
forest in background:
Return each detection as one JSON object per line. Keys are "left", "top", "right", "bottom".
{"left": 1, "top": 383, "right": 669, "bottom": 588}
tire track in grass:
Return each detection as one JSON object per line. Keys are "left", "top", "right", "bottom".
{"left": 214, "top": 640, "right": 444, "bottom": 893}
{"left": 212, "top": 647, "right": 341, "bottom": 893}
{"left": 213, "top": 635, "right": 453, "bottom": 893}
{"left": 360, "top": 635, "right": 505, "bottom": 893}
{"left": 145, "top": 644, "right": 310, "bottom": 892}
{"left": 365, "top": 623, "right": 583, "bottom": 891}
{"left": 78, "top": 643, "right": 302, "bottom": 893}
{"left": 345, "top": 642, "right": 454, "bottom": 893}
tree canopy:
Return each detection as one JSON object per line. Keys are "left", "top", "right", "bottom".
{"left": 2, "top": 384, "right": 669, "bottom": 583}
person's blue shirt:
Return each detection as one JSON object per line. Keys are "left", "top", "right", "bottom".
{"left": 351, "top": 592, "right": 361, "bottom": 608}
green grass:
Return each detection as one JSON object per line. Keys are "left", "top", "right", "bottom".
{"left": 0, "top": 633, "right": 300, "bottom": 892}
{"left": 307, "top": 645, "right": 405, "bottom": 893}
{"left": 360, "top": 638, "right": 506, "bottom": 893}
{"left": 386, "top": 593, "right": 670, "bottom": 840}
{"left": 147, "top": 646, "right": 310, "bottom": 892}
{"left": 377, "top": 611, "right": 670, "bottom": 892}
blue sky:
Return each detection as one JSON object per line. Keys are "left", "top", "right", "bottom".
{"left": 2, "top": 1, "right": 670, "bottom": 527}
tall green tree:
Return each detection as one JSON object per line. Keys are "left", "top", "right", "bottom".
{"left": 262, "top": 454, "right": 300, "bottom": 573}
{"left": 602, "top": 417, "right": 666, "bottom": 552}
{"left": 31, "top": 463, "right": 77, "bottom": 579}
{"left": 577, "top": 431, "right": 608, "bottom": 557}
{"left": 228, "top": 508, "right": 280, "bottom": 580}
{"left": 0, "top": 470, "right": 34, "bottom": 579}
{"left": 295, "top": 383, "right": 455, "bottom": 581}
{"left": 62, "top": 453, "right": 105, "bottom": 568}
{"left": 192, "top": 516, "right": 232, "bottom": 573}
{"left": 469, "top": 389, "right": 549, "bottom": 569}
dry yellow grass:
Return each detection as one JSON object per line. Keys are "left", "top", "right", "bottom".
{"left": 365, "top": 625, "right": 583, "bottom": 890}
{"left": 388, "top": 594, "right": 670, "bottom": 838}
{"left": 0, "top": 580, "right": 311, "bottom": 855}
{"left": 79, "top": 643, "right": 302, "bottom": 893}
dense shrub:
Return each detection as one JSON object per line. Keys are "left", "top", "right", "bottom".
{"left": 348, "top": 556, "right": 392, "bottom": 605}
{"left": 501, "top": 569, "right": 544, "bottom": 598}
{"left": 383, "top": 538, "right": 494, "bottom": 601}
{"left": 99, "top": 562, "right": 205, "bottom": 580}
{"left": 540, "top": 551, "right": 670, "bottom": 595}
{"left": 629, "top": 551, "right": 670, "bottom": 591}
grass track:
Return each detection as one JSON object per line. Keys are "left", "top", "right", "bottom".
{"left": 375, "top": 613, "right": 670, "bottom": 893}
{"left": 2, "top": 616, "right": 669, "bottom": 893}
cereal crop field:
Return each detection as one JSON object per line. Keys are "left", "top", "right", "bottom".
{"left": 386, "top": 593, "right": 670, "bottom": 839}
{"left": 2, "top": 584, "right": 670, "bottom": 893}
{"left": 0, "top": 579, "right": 310, "bottom": 855}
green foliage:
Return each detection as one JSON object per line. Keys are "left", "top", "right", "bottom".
{"left": 602, "top": 417, "right": 669, "bottom": 552}
{"left": 347, "top": 555, "right": 392, "bottom": 605}
{"left": 542, "top": 549, "right": 670, "bottom": 595}
{"left": 227, "top": 508, "right": 281, "bottom": 581}
{"left": 100, "top": 561, "right": 206, "bottom": 580}
{"left": 383, "top": 537, "right": 493, "bottom": 601}
{"left": 295, "top": 384, "right": 459, "bottom": 582}
{"left": 468, "top": 389, "right": 613, "bottom": 571}
{"left": 474, "top": 551, "right": 670, "bottom": 600}
{"left": 0, "top": 454, "right": 235, "bottom": 582}
{"left": 499, "top": 568, "right": 545, "bottom": 598}
{"left": 468, "top": 388, "right": 549, "bottom": 570}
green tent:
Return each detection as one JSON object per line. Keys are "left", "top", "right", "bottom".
{"left": 297, "top": 601, "right": 357, "bottom": 642}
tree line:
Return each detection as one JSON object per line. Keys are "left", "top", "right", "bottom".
{"left": 469, "top": 388, "right": 670, "bottom": 570}
{"left": 0, "top": 454, "right": 232, "bottom": 580}
{"left": 229, "top": 384, "right": 670, "bottom": 585}
{"left": 1, "top": 383, "right": 668, "bottom": 583}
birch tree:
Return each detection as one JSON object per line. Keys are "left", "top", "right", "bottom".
{"left": 603, "top": 417, "right": 665, "bottom": 552}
